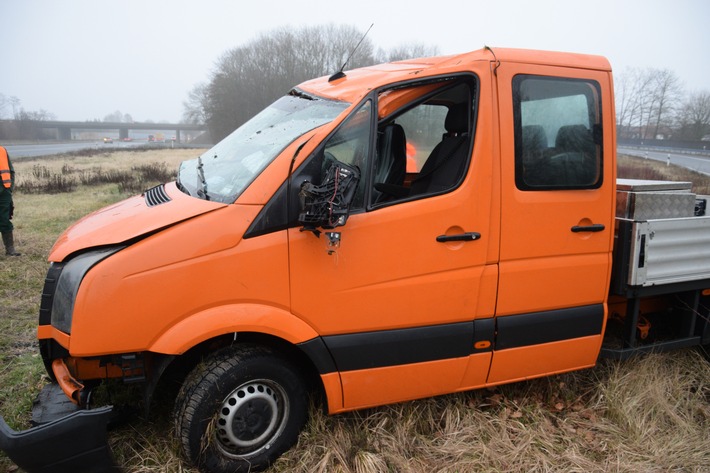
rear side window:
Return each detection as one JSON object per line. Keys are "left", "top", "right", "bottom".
{"left": 513, "top": 75, "right": 602, "bottom": 190}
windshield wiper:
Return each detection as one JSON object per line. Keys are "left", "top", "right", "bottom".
{"left": 196, "top": 156, "right": 210, "bottom": 200}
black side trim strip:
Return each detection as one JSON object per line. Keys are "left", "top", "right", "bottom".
{"left": 495, "top": 304, "right": 605, "bottom": 350}
{"left": 298, "top": 306, "right": 603, "bottom": 375}
{"left": 323, "top": 322, "right": 473, "bottom": 372}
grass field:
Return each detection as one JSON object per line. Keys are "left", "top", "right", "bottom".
{"left": 0, "top": 148, "right": 709, "bottom": 472}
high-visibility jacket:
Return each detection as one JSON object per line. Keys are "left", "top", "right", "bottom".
{"left": 0, "top": 147, "right": 12, "bottom": 189}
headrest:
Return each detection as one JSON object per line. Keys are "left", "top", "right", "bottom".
{"left": 384, "top": 123, "right": 405, "bottom": 143}
{"left": 523, "top": 125, "right": 547, "bottom": 149}
{"left": 555, "top": 125, "right": 592, "bottom": 150}
{"left": 444, "top": 104, "right": 469, "bottom": 134}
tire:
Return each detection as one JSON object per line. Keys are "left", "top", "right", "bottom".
{"left": 174, "top": 344, "right": 308, "bottom": 473}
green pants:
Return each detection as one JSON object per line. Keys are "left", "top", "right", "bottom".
{"left": 0, "top": 188, "right": 13, "bottom": 233}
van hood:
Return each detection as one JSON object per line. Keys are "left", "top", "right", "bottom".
{"left": 49, "top": 182, "right": 227, "bottom": 262}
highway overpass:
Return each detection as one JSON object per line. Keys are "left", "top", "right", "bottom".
{"left": 4, "top": 120, "right": 208, "bottom": 143}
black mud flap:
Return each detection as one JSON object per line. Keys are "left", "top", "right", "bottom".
{"left": 0, "top": 384, "right": 118, "bottom": 472}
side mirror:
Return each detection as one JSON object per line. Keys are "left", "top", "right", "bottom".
{"left": 298, "top": 161, "right": 360, "bottom": 235}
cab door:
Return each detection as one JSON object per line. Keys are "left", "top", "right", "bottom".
{"left": 489, "top": 63, "right": 616, "bottom": 383}
{"left": 288, "top": 75, "right": 499, "bottom": 411}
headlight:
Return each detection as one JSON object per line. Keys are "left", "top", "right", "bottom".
{"left": 51, "top": 247, "right": 122, "bottom": 334}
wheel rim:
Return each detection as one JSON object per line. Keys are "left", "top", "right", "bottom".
{"left": 215, "top": 379, "right": 289, "bottom": 457}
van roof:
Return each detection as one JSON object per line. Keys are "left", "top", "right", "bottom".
{"left": 297, "top": 47, "right": 611, "bottom": 103}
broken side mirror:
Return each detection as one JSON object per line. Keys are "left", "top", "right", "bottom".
{"left": 298, "top": 161, "right": 360, "bottom": 236}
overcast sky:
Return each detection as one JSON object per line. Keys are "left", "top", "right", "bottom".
{"left": 1, "top": 0, "right": 708, "bottom": 123}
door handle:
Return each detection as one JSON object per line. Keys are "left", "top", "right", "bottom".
{"left": 436, "top": 232, "right": 481, "bottom": 243}
{"left": 571, "top": 224, "right": 605, "bottom": 233}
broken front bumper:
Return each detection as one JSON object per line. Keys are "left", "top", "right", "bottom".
{"left": 0, "top": 383, "right": 118, "bottom": 472}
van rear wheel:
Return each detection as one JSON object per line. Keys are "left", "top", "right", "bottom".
{"left": 174, "top": 345, "right": 307, "bottom": 473}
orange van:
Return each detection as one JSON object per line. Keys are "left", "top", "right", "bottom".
{"left": 2, "top": 47, "right": 710, "bottom": 473}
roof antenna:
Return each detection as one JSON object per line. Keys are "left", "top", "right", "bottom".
{"left": 329, "top": 23, "right": 374, "bottom": 82}
{"left": 484, "top": 45, "right": 500, "bottom": 76}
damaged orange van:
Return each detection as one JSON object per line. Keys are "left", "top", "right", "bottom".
{"left": 3, "top": 47, "right": 709, "bottom": 473}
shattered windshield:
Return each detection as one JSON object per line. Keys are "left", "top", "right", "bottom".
{"left": 178, "top": 91, "right": 349, "bottom": 203}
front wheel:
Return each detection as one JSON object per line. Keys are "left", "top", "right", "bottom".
{"left": 174, "top": 345, "right": 308, "bottom": 473}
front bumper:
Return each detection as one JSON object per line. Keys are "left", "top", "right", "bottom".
{"left": 0, "top": 383, "right": 118, "bottom": 472}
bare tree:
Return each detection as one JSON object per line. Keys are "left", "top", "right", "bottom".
{"left": 647, "top": 68, "right": 682, "bottom": 139}
{"left": 375, "top": 43, "right": 440, "bottom": 63}
{"left": 200, "top": 24, "right": 377, "bottom": 142}
{"left": 675, "top": 91, "right": 710, "bottom": 140}
{"left": 8, "top": 96, "right": 21, "bottom": 120}
{"left": 195, "top": 26, "right": 447, "bottom": 142}
{"left": 182, "top": 83, "right": 208, "bottom": 124}
{"left": 615, "top": 67, "right": 644, "bottom": 136}
{"left": 103, "top": 110, "right": 125, "bottom": 122}
{"left": 0, "top": 93, "right": 7, "bottom": 119}
{"left": 615, "top": 67, "right": 683, "bottom": 140}
{"left": 13, "top": 108, "right": 57, "bottom": 140}
{"left": 18, "top": 109, "right": 55, "bottom": 121}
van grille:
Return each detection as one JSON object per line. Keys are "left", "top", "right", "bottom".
{"left": 144, "top": 184, "right": 171, "bottom": 207}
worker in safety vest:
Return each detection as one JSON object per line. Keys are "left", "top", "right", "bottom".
{"left": 0, "top": 146, "right": 20, "bottom": 256}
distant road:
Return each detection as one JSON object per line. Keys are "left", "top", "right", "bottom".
{"left": 2, "top": 140, "right": 202, "bottom": 159}
{"left": 4, "top": 141, "right": 145, "bottom": 158}
{"left": 618, "top": 146, "right": 710, "bottom": 176}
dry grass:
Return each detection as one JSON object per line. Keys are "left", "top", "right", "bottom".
{"left": 1, "top": 151, "right": 709, "bottom": 472}
{"left": 267, "top": 352, "right": 710, "bottom": 473}
{"left": 13, "top": 148, "right": 190, "bottom": 180}
{"left": 618, "top": 154, "right": 710, "bottom": 195}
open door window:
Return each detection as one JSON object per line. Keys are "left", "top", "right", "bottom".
{"left": 289, "top": 76, "right": 477, "bottom": 237}
{"left": 370, "top": 77, "right": 476, "bottom": 204}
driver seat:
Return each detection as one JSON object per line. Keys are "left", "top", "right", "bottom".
{"left": 409, "top": 103, "right": 470, "bottom": 195}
